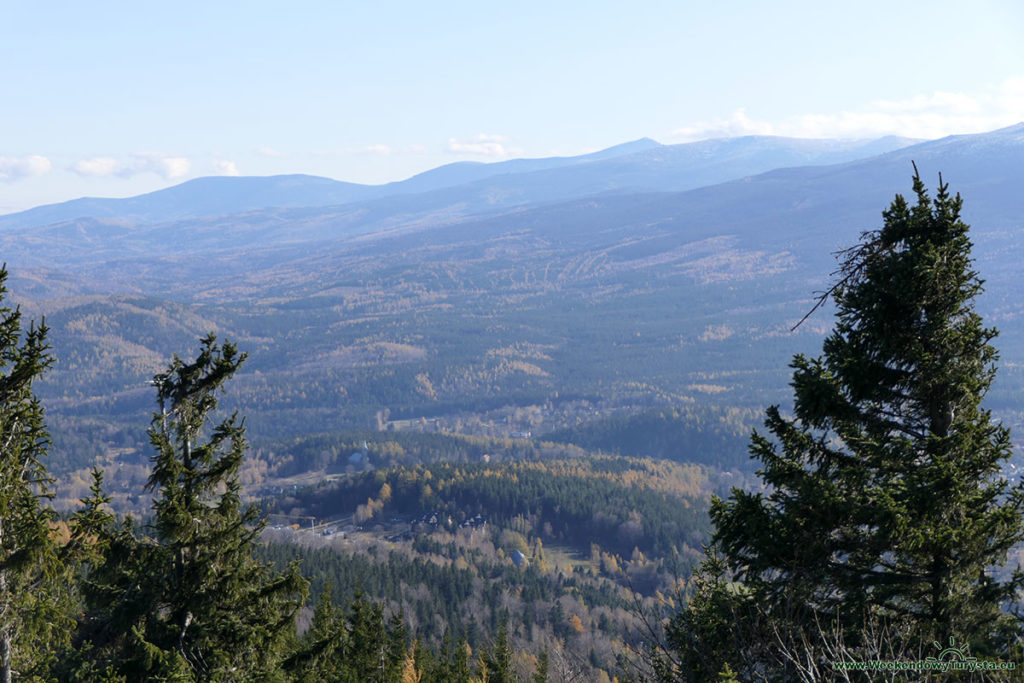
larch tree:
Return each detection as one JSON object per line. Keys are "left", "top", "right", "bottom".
{"left": 669, "top": 171, "right": 1024, "bottom": 678}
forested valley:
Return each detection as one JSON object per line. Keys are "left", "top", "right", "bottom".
{"left": 0, "top": 287, "right": 727, "bottom": 681}
{"left": 3, "top": 127, "right": 1024, "bottom": 680}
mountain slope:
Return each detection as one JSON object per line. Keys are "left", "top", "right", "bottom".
{"left": 385, "top": 137, "right": 663, "bottom": 194}
{"left": 0, "top": 174, "right": 377, "bottom": 229}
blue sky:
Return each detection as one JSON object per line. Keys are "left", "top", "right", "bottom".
{"left": 2, "top": 1, "right": 1023, "bottom": 213}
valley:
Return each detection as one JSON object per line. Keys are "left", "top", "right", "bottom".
{"left": 3, "top": 125, "right": 1024, "bottom": 679}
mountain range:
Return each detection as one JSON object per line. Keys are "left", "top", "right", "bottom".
{"left": 0, "top": 133, "right": 917, "bottom": 230}
{"left": 3, "top": 123, "right": 1023, "bottom": 481}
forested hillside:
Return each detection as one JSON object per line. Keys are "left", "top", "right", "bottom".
{"left": 258, "top": 454, "right": 717, "bottom": 681}
{"left": 0, "top": 291, "right": 717, "bottom": 680}
{"left": 3, "top": 125, "right": 1023, "bottom": 496}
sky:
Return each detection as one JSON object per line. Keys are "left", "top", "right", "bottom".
{"left": 2, "top": 0, "right": 1023, "bottom": 214}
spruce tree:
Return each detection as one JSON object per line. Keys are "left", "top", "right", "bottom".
{"left": 700, "top": 171, "right": 1024, "bottom": 670}
{"left": 0, "top": 267, "right": 70, "bottom": 682}
{"left": 291, "top": 590, "right": 407, "bottom": 683}
{"left": 70, "top": 335, "right": 307, "bottom": 680}
{"left": 344, "top": 595, "right": 407, "bottom": 683}
{"left": 483, "top": 618, "right": 514, "bottom": 683}
{"left": 288, "top": 587, "right": 347, "bottom": 683}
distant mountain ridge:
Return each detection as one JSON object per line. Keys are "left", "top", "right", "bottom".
{"left": 4, "top": 121, "right": 1024, "bottom": 483}
{"left": 0, "top": 134, "right": 918, "bottom": 231}
{"left": 387, "top": 137, "right": 663, "bottom": 193}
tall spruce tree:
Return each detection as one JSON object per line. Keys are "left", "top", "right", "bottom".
{"left": 0, "top": 267, "right": 70, "bottom": 682}
{"left": 681, "top": 172, "right": 1024, "bottom": 675}
{"left": 70, "top": 335, "right": 307, "bottom": 681}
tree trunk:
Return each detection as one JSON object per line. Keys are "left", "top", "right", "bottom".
{"left": 0, "top": 630, "right": 10, "bottom": 683}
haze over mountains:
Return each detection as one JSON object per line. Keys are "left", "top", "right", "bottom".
{"left": 4, "top": 123, "right": 1024, "bottom": 482}
{"left": 0, "top": 133, "right": 917, "bottom": 229}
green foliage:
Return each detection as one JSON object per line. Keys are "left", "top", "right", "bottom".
{"left": 257, "top": 539, "right": 626, "bottom": 651}
{"left": 288, "top": 587, "right": 346, "bottom": 682}
{"left": 716, "top": 663, "right": 739, "bottom": 682}
{"left": 68, "top": 335, "right": 308, "bottom": 680}
{"left": 414, "top": 635, "right": 472, "bottom": 683}
{"left": 0, "top": 266, "right": 72, "bottom": 681}
{"left": 532, "top": 648, "right": 549, "bottom": 683}
{"left": 284, "top": 456, "right": 710, "bottom": 559}
{"left": 290, "top": 588, "right": 407, "bottom": 683}
{"left": 677, "top": 173, "right": 1024, "bottom": 677}
{"left": 543, "top": 405, "right": 756, "bottom": 469}
{"left": 482, "top": 618, "right": 514, "bottom": 683}
{"left": 659, "top": 550, "right": 759, "bottom": 682}
{"left": 260, "top": 454, "right": 701, "bottom": 680}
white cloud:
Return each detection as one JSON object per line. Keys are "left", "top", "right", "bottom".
{"left": 672, "top": 77, "right": 1024, "bottom": 141}
{"left": 158, "top": 157, "right": 190, "bottom": 179}
{"left": 213, "top": 160, "right": 240, "bottom": 176}
{"left": 70, "top": 154, "right": 191, "bottom": 180}
{"left": 70, "top": 157, "right": 120, "bottom": 177}
{"left": 0, "top": 155, "right": 52, "bottom": 183}
{"left": 446, "top": 134, "right": 521, "bottom": 158}
{"left": 672, "top": 109, "right": 775, "bottom": 141}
